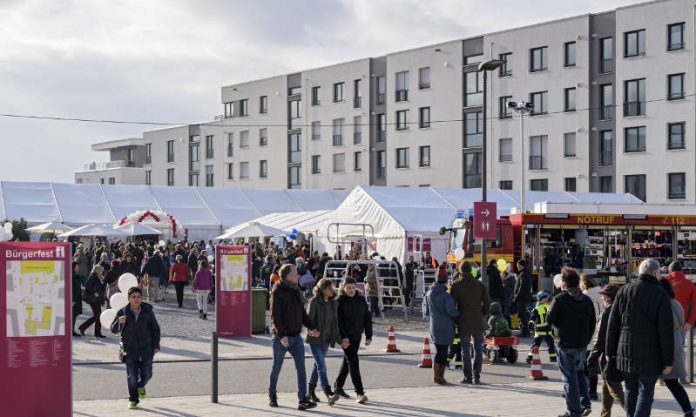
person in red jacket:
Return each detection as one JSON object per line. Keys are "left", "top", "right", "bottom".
{"left": 667, "top": 261, "right": 696, "bottom": 334}
{"left": 169, "top": 255, "right": 190, "bottom": 308}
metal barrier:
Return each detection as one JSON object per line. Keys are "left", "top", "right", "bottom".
{"left": 413, "top": 268, "right": 437, "bottom": 308}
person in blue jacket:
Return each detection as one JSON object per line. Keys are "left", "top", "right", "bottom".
{"left": 424, "top": 264, "right": 459, "bottom": 385}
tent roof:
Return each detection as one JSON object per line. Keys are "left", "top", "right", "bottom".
{"left": 244, "top": 210, "right": 334, "bottom": 234}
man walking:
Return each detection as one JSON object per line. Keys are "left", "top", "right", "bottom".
{"left": 514, "top": 260, "right": 533, "bottom": 338}
{"left": 141, "top": 250, "right": 166, "bottom": 302}
{"left": 269, "top": 264, "right": 320, "bottom": 411}
{"left": 606, "top": 258, "right": 674, "bottom": 417}
{"left": 403, "top": 255, "right": 417, "bottom": 307}
{"left": 547, "top": 267, "right": 596, "bottom": 417}
{"left": 111, "top": 287, "right": 161, "bottom": 410}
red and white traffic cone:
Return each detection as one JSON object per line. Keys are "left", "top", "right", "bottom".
{"left": 528, "top": 346, "right": 548, "bottom": 381}
{"left": 384, "top": 323, "right": 400, "bottom": 352}
{"left": 418, "top": 337, "right": 433, "bottom": 368}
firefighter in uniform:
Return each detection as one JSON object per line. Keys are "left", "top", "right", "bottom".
{"left": 526, "top": 291, "right": 557, "bottom": 363}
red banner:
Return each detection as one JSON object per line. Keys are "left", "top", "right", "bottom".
{"left": 215, "top": 245, "right": 251, "bottom": 338}
{"left": 0, "top": 242, "right": 72, "bottom": 417}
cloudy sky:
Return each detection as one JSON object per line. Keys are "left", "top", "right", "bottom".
{"left": 0, "top": 0, "right": 643, "bottom": 183}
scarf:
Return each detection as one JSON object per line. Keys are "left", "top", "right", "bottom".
{"left": 281, "top": 278, "right": 305, "bottom": 304}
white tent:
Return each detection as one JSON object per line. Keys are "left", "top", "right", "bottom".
{"left": 113, "top": 222, "right": 162, "bottom": 236}
{"left": 27, "top": 221, "right": 73, "bottom": 234}
{"left": 59, "top": 224, "right": 130, "bottom": 238}
{"left": 216, "top": 222, "right": 289, "bottom": 240}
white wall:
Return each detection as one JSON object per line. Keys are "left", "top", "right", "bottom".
{"left": 75, "top": 167, "right": 145, "bottom": 185}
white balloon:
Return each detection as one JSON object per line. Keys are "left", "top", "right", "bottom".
{"left": 118, "top": 273, "right": 139, "bottom": 293}
{"left": 99, "top": 309, "right": 117, "bottom": 331}
{"left": 553, "top": 273, "right": 563, "bottom": 289}
{"left": 109, "top": 292, "right": 128, "bottom": 310}
{"left": 454, "top": 248, "right": 465, "bottom": 260}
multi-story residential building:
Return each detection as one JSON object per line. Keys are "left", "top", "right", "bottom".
{"left": 75, "top": 138, "right": 146, "bottom": 185}
{"left": 79, "top": 0, "right": 696, "bottom": 204}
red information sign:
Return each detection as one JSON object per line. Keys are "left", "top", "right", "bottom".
{"left": 215, "top": 245, "right": 252, "bottom": 338}
{"left": 473, "top": 201, "right": 497, "bottom": 241}
{"left": 0, "top": 242, "right": 72, "bottom": 417}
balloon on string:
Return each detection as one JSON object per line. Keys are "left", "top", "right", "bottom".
{"left": 497, "top": 258, "right": 507, "bottom": 273}
{"left": 110, "top": 292, "right": 128, "bottom": 310}
{"left": 118, "top": 273, "right": 139, "bottom": 293}
{"left": 471, "top": 266, "right": 478, "bottom": 279}
{"left": 553, "top": 273, "right": 563, "bottom": 289}
{"left": 99, "top": 309, "right": 117, "bottom": 330}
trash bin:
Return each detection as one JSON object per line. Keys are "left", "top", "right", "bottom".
{"left": 252, "top": 288, "right": 268, "bottom": 334}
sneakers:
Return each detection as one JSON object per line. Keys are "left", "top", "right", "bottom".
{"left": 458, "top": 376, "right": 472, "bottom": 384}
{"left": 356, "top": 394, "right": 368, "bottom": 404}
{"left": 203, "top": 314, "right": 207, "bottom": 320}
{"left": 334, "top": 385, "right": 351, "bottom": 399}
{"left": 323, "top": 387, "right": 338, "bottom": 406}
{"left": 268, "top": 394, "right": 278, "bottom": 408}
{"left": 581, "top": 407, "right": 592, "bottom": 416}
{"left": 138, "top": 387, "right": 146, "bottom": 400}
{"left": 128, "top": 401, "right": 138, "bottom": 410}
{"left": 298, "top": 399, "right": 317, "bottom": 411}
{"left": 550, "top": 356, "right": 558, "bottom": 363}
{"left": 526, "top": 355, "right": 533, "bottom": 364}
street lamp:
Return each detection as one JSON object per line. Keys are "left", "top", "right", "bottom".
{"left": 477, "top": 59, "right": 502, "bottom": 288}
{"left": 507, "top": 99, "right": 534, "bottom": 262}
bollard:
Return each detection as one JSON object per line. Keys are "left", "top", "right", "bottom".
{"left": 211, "top": 331, "right": 218, "bottom": 403}
{"left": 689, "top": 326, "right": 694, "bottom": 383}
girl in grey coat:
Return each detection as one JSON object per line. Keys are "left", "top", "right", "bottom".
{"left": 423, "top": 265, "right": 459, "bottom": 385}
{"left": 658, "top": 278, "right": 694, "bottom": 417}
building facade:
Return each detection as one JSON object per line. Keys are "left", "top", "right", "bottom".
{"left": 82, "top": 0, "right": 695, "bottom": 204}
{"left": 75, "top": 138, "right": 146, "bottom": 185}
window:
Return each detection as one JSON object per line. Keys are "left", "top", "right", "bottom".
{"left": 126, "top": 148, "right": 134, "bottom": 166}
{"left": 333, "top": 153, "right": 346, "bottom": 172}
{"left": 599, "top": 84, "right": 613, "bottom": 120}
{"left": 239, "top": 99, "right": 248, "bottom": 116}
{"left": 624, "top": 29, "right": 645, "bottom": 57}
{"left": 145, "top": 143, "right": 152, "bottom": 164}
{"left": 100, "top": 178, "right": 104, "bottom": 184}
{"left": 259, "top": 95, "right": 268, "bottom": 114}
{"left": 419, "top": 107, "right": 430, "bottom": 128}
{"left": 289, "top": 133, "right": 301, "bottom": 163}
{"left": 239, "top": 130, "right": 249, "bottom": 148}
{"left": 529, "top": 135, "right": 547, "bottom": 169}
{"left": 227, "top": 133, "right": 233, "bottom": 157}
{"left": 288, "top": 166, "right": 301, "bottom": 189}
{"left": 465, "top": 71, "right": 482, "bottom": 107}
{"left": 312, "top": 86, "right": 320, "bottom": 106}
{"left": 332, "top": 118, "right": 344, "bottom": 145}
{"left": 668, "top": 122, "right": 685, "bottom": 150}
{"left": 376, "top": 150, "right": 386, "bottom": 180}
{"left": 464, "top": 54, "right": 483, "bottom": 65}
{"left": 418, "top": 67, "right": 431, "bottom": 89}
{"left": 189, "top": 138, "right": 200, "bottom": 172}
{"left": 668, "top": 73, "right": 685, "bottom": 100}
{"left": 419, "top": 146, "right": 430, "bottom": 167}
{"left": 189, "top": 173, "right": 199, "bottom": 186}
{"left": 288, "top": 86, "right": 301, "bottom": 96}
{"left": 396, "top": 148, "right": 409, "bottom": 168}
{"left": 166, "top": 168, "right": 174, "bottom": 186}
{"left": 624, "top": 78, "right": 645, "bottom": 116}
{"left": 668, "top": 23, "right": 685, "bottom": 51}
{"left": 564, "top": 177, "right": 577, "bottom": 192}
{"left": 289, "top": 99, "right": 301, "bottom": 119}
{"left": 600, "top": 37, "right": 613, "bottom": 74}
{"left": 259, "top": 128, "right": 268, "bottom": 146}
{"left": 205, "top": 165, "right": 214, "bottom": 187}
{"left": 205, "top": 135, "right": 214, "bottom": 159}
{"left": 224, "top": 102, "right": 234, "bottom": 118}
{"left": 227, "top": 163, "right": 233, "bottom": 180}
{"left": 333, "top": 82, "right": 344, "bottom": 102}
{"left": 240, "top": 162, "right": 249, "bottom": 179}
{"left": 529, "top": 91, "right": 548, "bottom": 115}
{"left": 464, "top": 152, "right": 482, "bottom": 188}
{"left": 499, "top": 180, "right": 512, "bottom": 190}
{"left": 354, "top": 151, "right": 362, "bottom": 171}
{"left": 376, "top": 76, "right": 386, "bottom": 104}
{"left": 624, "top": 126, "right": 646, "bottom": 152}
{"left": 669, "top": 173, "right": 686, "bottom": 199}
{"left": 167, "top": 140, "right": 175, "bottom": 162}
{"left": 108, "top": 177, "right": 115, "bottom": 185}
{"left": 353, "top": 116, "right": 362, "bottom": 144}
{"left": 259, "top": 160, "right": 268, "bottom": 178}
{"left": 396, "top": 71, "right": 409, "bottom": 101}
{"left": 499, "top": 96, "right": 512, "bottom": 119}
{"left": 625, "top": 174, "right": 646, "bottom": 202}
{"left": 145, "top": 170, "right": 151, "bottom": 185}
{"left": 499, "top": 53, "right": 512, "bottom": 76}
{"left": 530, "top": 46, "right": 548, "bottom": 72}
{"left": 377, "top": 113, "right": 386, "bottom": 142}
{"left": 599, "top": 176, "right": 612, "bottom": 193}
{"left": 564, "top": 41, "right": 576, "bottom": 67}
{"left": 600, "top": 130, "right": 613, "bottom": 166}
{"left": 464, "top": 112, "right": 483, "bottom": 148}
{"left": 499, "top": 138, "right": 512, "bottom": 162}
{"left": 530, "top": 179, "right": 548, "bottom": 191}
{"left": 311, "top": 155, "right": 321, "bottom": 174}
{"left": 396, "top": 110, "right": 409, "bottom": 130}
{"left": 311, "top": 121, "right": 321, "bottom": 140}
{"left": 353, "top": 79, "right": 362, "bottom": 108}
{"left": 564, "top": 133, "right": 576, "bottom": 157}
{"left": 564, "top": 87, "right": 576, "bottom": 112}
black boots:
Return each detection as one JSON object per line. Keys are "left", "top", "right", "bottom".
{"left": 307, "top": 384, "right": 321, "bottom": 403}
{"left": 333, "top": 384, "right": 351, "bottom": 399}
{"left": 268, "top": 394, "right": 278, "bottom": 408}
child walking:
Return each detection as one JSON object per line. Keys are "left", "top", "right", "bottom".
{"left": 526, "top": 291, "right": 557, "bottom": 363}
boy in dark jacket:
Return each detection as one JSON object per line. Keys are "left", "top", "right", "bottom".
{"left": 487, "top": 302, "right": 512, "bottom": 337}
{"left": 526, "top": 291, "right": 557, "bottom": 364}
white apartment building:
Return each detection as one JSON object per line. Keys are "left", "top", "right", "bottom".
{"left": 75, "top": 138, "right": 146, "bottom": 185}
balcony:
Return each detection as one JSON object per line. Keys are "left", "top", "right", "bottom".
{"left": 623, "top": 101, "right": 645, "bottom": 117}
{"left": 599, "top": 59, "right": 612, "bottom": 74}
{"left": 353, "top": 96, "right": 362, "bottom": 108}
{"left": 599, "top": 151, "right": 613, "bottom": 166}
{"left": 82, "top": 160, "right": 132, "bottom": 171}
{"left": 529, "top": 155, "right": 546, "bottom": 170}
{"left": 332, "top": 135, "right": 343, "bottom": 146}
{"left": 599, "top": 105, "right": 613, "bottom": 121}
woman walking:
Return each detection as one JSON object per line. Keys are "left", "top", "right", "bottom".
{"left": 71, "top": 261, "right": 83, "bottom": 337}
{"left": 192, "top": 260, "right": 213, "bottom": 319}
{"left": 79, "top": 265, "right": 107, "bottom": 338}
{"left": 169, "top": 255, "right": 189, "bottom": 308}
{"left": 306, "top": 278, "right": 341, "bottom": 406}
{"left": 423, "top": 264, "right": 459, "bottom": 385}
{"left": 658, "top": 278, "right": 695, "bottom": 416}
{"left": 364, "top": 264, "right": 380, "bottom": 318}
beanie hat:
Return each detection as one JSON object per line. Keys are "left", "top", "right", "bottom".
{"left": 437, "top": 264, "right": 449, "bottom": 283}
{"left": 669, "top": 261, "right": 683, "bottom": 273}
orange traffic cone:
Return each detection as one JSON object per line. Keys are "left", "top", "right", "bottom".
{"left": 384, "top": 324, "right": 400, "bottom": 352}
{"left": 418, "top": 337, "right": 433, "bottom": 368}
{"left": 528, "top": 346, "right": 548, "bottom": 380}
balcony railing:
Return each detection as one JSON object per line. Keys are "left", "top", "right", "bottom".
{"left": 599, "top": 59, "right": 612, "bottom": 74}
{"left": 376, "top": 93, "right": 385, "bottom": 105}
{"left": 669, "top": 190, "right": 686, "bottom": 199}
{"left": 332, "top": 135, "right": 343, "bottom": 146}
{"left": 376, "top": 167, "right": 386, "bottom": 180}
{"left": 599, "top": 151, "right": 613, "bottom": 166}
{"left": 82, "top": 160, "right": 134, "bottom": 171}
{"left": 395, "top": 90, "right": 408, "bottom": 102}
{"left": 529, "top": 155, "right": 546, "bottom": 170}
{"left": 353, "top": 132, "right": 362, "bottom": 145}
{"left": 624, "top": 101, "right": 645, "bottom": 117}
{"left": 353, "top": 96, "right": 362, "bottom": 108}
{"left": 599, "top": 105, "right": 613, "bottom": 121}
{"left": 377, "top": 131, "right": 386, "bottom": 143}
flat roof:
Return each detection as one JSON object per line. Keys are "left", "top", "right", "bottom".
{"left": 91, "top": 138, "right": 143, "bottom": 151}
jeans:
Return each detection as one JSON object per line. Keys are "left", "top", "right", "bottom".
{"left": 125, "top": 356, "right": 153, "bottom": 403}
{"left": 368, "top": 296, "right": 380, "bottom": 317}
{"left": 148, "top": 276, "right": 160, "bottom": 301}
{"left": 434, "top": 344, "right": 449, "bottom": 365}
{"left": 461, "top": 332, "right": 484, "bottom": 379}
{"left": 517, "top": 301, "right": 530, "bottom": 336}
{"left": 196, "top": 290, "right": 210, "bottom": 314}
{"left": 79, "top": 303, "right": 103, "bottom": 336}
{"left": 268, "top": 335, "right": 307, "bottom": 401}
{"left": 335, "top": 337, "right": 364, "bottom": 395}
{"left": 309, "top": 343, "right": 330, "bottom": 389}
{"left": 664, "top": 378, "right": 693, "bottom": 413}
{"left": 557, "top": 347, "right": 591, "bottom": 417}
{"left": 622, "top": 373, "right": 657, "bottom": 417}
{"left": 174, "top": 282, "right": 186, "bottom": 307}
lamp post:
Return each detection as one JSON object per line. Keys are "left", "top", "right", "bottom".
{"left": 477, "top": 59, "right": 502, "bottom": 288}
{"left": 507, "top": 100, "right": 534, "bottom": 262}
